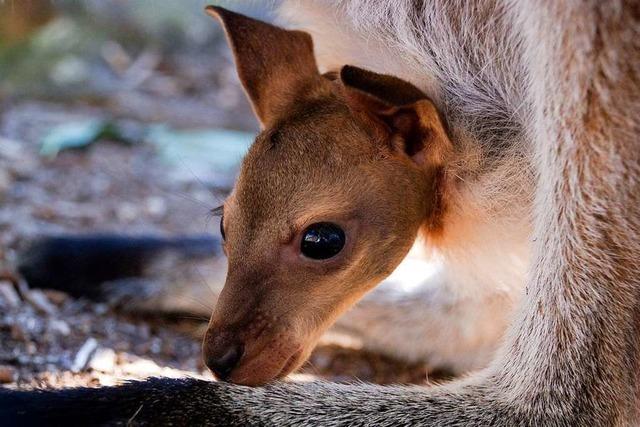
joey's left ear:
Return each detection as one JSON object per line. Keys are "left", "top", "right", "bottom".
{"left": 206, "top": 6, "right": 321, "bottom": 128}
{"left": 340, "top": 65, "right": 452, "bottom": 168}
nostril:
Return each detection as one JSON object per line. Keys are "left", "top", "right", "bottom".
{"left": 205, "top": 343, "right": 244, "bottom": 380}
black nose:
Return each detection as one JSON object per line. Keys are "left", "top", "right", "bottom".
{"left": 205, "top": 344, "right": 243, "bottom": 380}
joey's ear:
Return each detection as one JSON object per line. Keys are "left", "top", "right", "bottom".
{"left": 206, "top": 6, "right": 320, "bottom": 127}
{"left": 340, "top": 65, "right": 452, "bottom": 168}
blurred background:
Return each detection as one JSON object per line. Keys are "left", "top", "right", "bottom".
{"left": 0, "top": 1, "right": 435, "bottom": 390}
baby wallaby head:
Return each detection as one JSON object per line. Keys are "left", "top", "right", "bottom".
{"left": 203, "top": 6, "right": 452, "bottom": 385}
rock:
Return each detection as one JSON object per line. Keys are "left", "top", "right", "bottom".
{"left": 0, "top": 281, "right": 21, "bottom": 309}
{"left": 138, "top": 323, "right": 150, "bottom": 340}
{"left": 25, "top": 342, "right": 37, "bottom": 355}
{"left": 42, "top": 289, "right": 69, "bottom": 306}
{"left": 149, "top": 337, "right": 162, "bottom": 354}
{"left": 115, "top": 202, "right": 138, "bottom": 222}
{"left": 71, "top": 338, "right": 98, "bottom": 372}
{"left": 145, "top": 196, "right": 166, "bottom": 217}
{"left": 120, "top": 357, "right": 162, "bottom": 377}
{"left": 0, "top": 169, "right": 11, "bottom": 197}
{"left": 0, "top": 365, "right": 16, "bottom": 383}
{"left": 0, "top": 137, "right": 26, "bottom": 163}
{"left": 93, "top": 303, "right": 108, "bottom": 315}
{"left": 11, "top": 324, "right": 28, "bottom": 341}
{"left": 48, "top": 319, "right": 71, "bottom": 336}
{"left": 23, "top": 289, "right": 57, "bottom": 315}
{"left": 17, "top": 281, "right": 57, "bottom": 315}
{"left": 88, "top": 347, "right": 116, "bottom": 373}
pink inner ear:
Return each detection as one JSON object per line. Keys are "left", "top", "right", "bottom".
{"left": 343, "top": 90, "right": 434, "bottom": 165}
{"left": 340, "top": 86, "right": 395, "bottom": 138}
{"left": 380, "top": 108, "right": 431, "bottom": 162}
{"left": 340, "top": 69, "right": 451, "bottom": 168}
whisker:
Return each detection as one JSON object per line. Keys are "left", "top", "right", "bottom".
{"left": 99, "top": 163, "right": 217, "bottom": 212}
{"left": 173, "top": 157, "right": 226, "bottom": 206}
{"left": 179, "top": 292, "right": 217, "bottom": 314}
{"left": 194, "top": 266, "right": 223, "bottom": 299}
{"left": 172, "top": 313, "right": 211, "bottom": 322}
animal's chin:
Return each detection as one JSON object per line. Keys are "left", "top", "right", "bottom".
{"left": 226, "top": 346, "right": 306, "bottom": 386}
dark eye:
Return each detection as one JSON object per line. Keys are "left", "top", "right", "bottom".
{"left": 300, "top": 222, "right": 345, "bottom": 260}
{"left": 220, "top": 214, "right": 226, "bottom": 241}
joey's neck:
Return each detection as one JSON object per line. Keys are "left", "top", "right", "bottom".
{"left": 418, "top": 158, "right": 534, "bottom": 297}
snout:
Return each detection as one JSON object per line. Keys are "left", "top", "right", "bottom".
{"left": 203, "top": 323, "right": 307, "bottom": 386}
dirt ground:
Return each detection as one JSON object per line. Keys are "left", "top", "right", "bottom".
{"left": 0, "top": 9, "right": 438, "bottom": 389}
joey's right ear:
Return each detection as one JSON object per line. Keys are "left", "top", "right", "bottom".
{"left": 340, "top": 65, "right": 452, "bottom": 169}
{"left": 206, "top": 6, "right": 320, "bottom": 127}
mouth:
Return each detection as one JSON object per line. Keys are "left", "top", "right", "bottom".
{"left": 225, "top": 342, "right": 306, "bottom": 386}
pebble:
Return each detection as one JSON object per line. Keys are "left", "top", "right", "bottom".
{"left": 25, "top": 342, "right": 37, "bottom": 355}
{"left": 145, "top": 196, "right": 166, "bottom": 217}
{"left": 16, "top": 280, "right": 57, "bottom": 316}
{"left": 49, "top": 319, "right": 71, "bottom": 336}
{"left": 71, "top": 338, "right": 98, "bottom": 372}
{"left": 42, "top": 289, "right": 69, "bottom": 306}
{"left": 0, "top": 281, "right": 21, "bottom": 309}
{"left": 138, "top": 323, "right": 151, "bottom": 340}
{"left": 0, "top": 168, "right": 11, "bottom": 196}
{"left": 120, "top": 357, "right": 162, "bottom": 376}
{"left": 11, "top": 323, "right": 28, "bottom": 341}
{"left": 88, "top": 347, "right": 116, "bottom": 373}
{"left": 115, "top": 202, "right": 138, "bottom": 222}
{"left": 149, "top": 337, "right": 162, "bottom": 354}
{"left": 0, "top": 137, "right": 25, "bottom": 162}
{"left": 24, "top": 289, "right": 57, "bottom": 315}
{"left": 0, "top": 365, "right": 16, "bottom": 383}
{"left": 93, "top": 303, "right": 108, "bottom": 315}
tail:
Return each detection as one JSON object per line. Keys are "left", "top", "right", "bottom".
{"left": 0, "top": 378, "right": 232, "bottom": 426}
{"left": 17, "top": 234, "right": 220, "bottom": 299}
{"left": 0, "top": 377, "right": 463, "bottom": 426}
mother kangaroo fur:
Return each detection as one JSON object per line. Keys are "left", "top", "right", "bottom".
{"left": 2, "top": 1, "right": 640, "bottom": 425}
